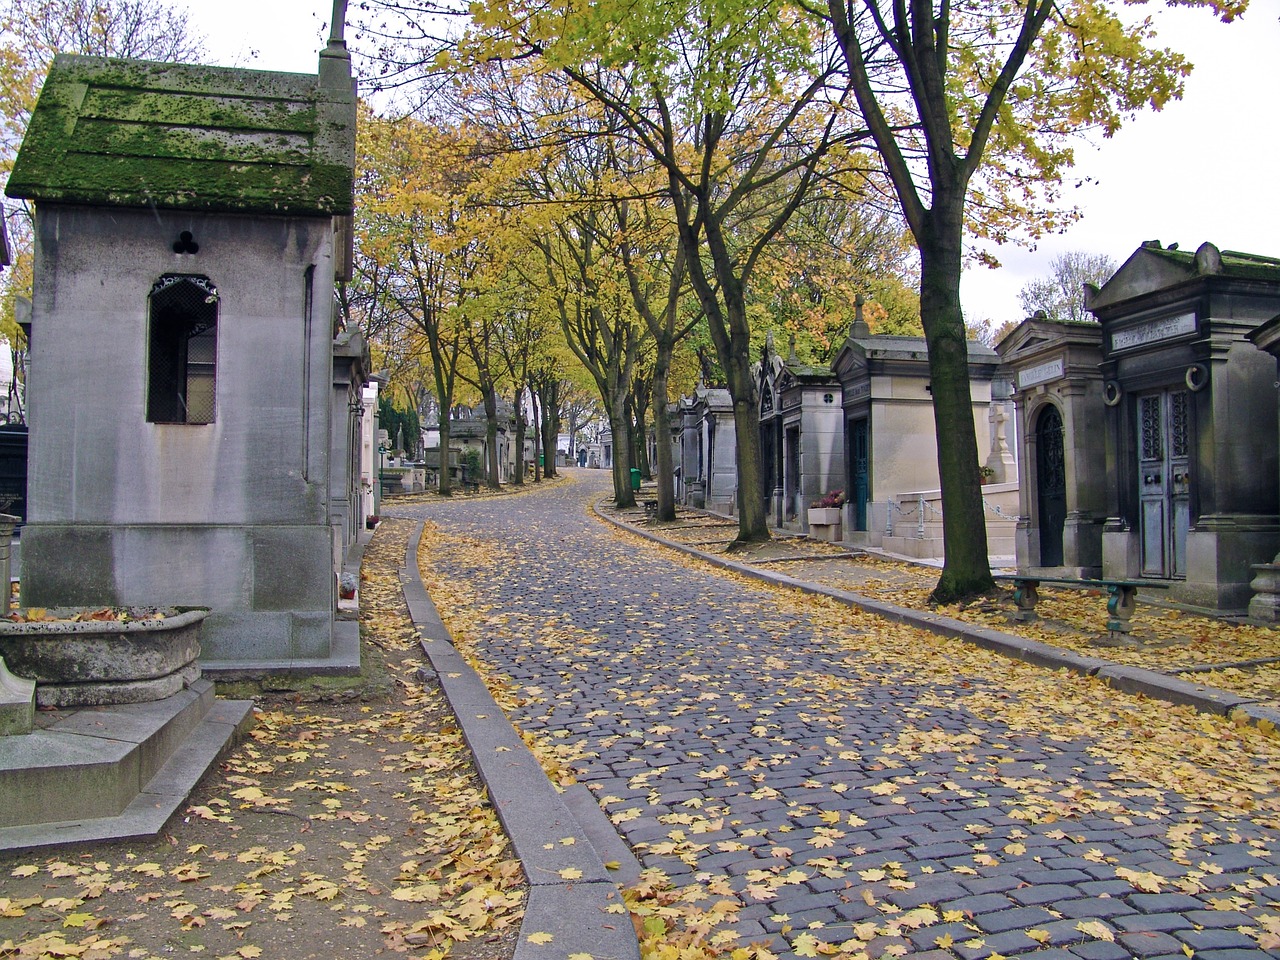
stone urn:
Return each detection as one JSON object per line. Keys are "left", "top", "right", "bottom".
{"left": 0, "top": 607, "right": 207, "bottom": 708}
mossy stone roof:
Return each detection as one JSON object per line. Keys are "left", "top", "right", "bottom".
{"left": 6, "top": 54, "right": 355, "bottom": 216}
{"left": 1142, "top": 243, "right": 1280, "bottom": 283}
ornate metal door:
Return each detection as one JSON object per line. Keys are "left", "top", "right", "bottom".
{"left": 1138, "top": 390, "right": 1191, "bottom": 578}
{"left": 851, "top": 418, "right": 869, "bottom": 531}
{"left": 1035, "top": 405, "right": 1066, "bottom": 567}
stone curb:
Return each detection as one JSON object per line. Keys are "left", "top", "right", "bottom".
{"left": 595, "top": 505, "right": 1273, "bottom": 726}
{"left": 399, "top": 521, "right": 641, "bottom": 960}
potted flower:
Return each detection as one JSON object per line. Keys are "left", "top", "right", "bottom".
{"left": 807, "top": 490, "right": 846, "bottom": 529}
{"left": 366, "top": 515, "right": 380, "bottom": 529}
{"left": 979, "top": 465, "right": 996, "bottom": 485}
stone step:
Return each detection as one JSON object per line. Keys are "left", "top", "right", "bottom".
{"left": 0, "top": 680, "right": 253, "bottom": 851}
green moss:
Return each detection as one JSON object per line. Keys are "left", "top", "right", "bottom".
{"left": 7, "top": 54, "right": 354, "bottom": 216}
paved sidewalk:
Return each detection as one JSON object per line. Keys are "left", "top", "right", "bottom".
{"left": 389, "top": 471, "right": 1280, "bottom": 959}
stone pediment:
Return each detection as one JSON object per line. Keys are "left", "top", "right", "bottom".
{"left": 832, "top": 338, "right": 868, "bottom": 381}
{"left": 996, "top": 317, "right": 1101, "bottom": 365}
{"left": 1086, "top": 242, "right": 1280, "bottom": 313}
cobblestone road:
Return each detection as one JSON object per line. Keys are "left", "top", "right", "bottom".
{"left": 391, "top": 473, "right": 1280, "bottom": 959}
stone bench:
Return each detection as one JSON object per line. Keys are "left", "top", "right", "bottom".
{"left": 993, "top": 574, "right": 1169, "bottom": 635}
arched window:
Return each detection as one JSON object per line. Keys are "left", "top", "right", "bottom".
{"left": 147, "top": 275, "right": 217, "bottom": 424}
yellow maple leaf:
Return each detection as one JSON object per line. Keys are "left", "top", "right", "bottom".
{"left": 792, "top": 932, "right": 821, "bottom": 957}
{"left": 1116, "top": 867, "right": 1163, "bottom": 893}
{"left": 1076, "top": 920, "right": 1115, "bottom": 942}
{"left": 527, "top": 932, "right": 554, "bottom": 945}
{"left": 237, "top": 948, "right": 263, "bottom": 959}
{"left": 558, "top": 867, "right": 583, "bottom": 880}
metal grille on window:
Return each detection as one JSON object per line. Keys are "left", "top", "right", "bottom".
{"left": 1171, "top": 390, "right": 1190, "bottom": 459}
{"left": 1140, "top": 395, "right": 1162, "bottom": 461}
{"left": 147, "top": 275, "right": 217, "bottom": 424}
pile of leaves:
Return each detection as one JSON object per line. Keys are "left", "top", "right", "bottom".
{"left": 4, "top": 607, "right": 168, "bottom": 624}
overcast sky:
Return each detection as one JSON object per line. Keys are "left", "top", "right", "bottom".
{"left": 178, "top": 0, "right": 1280, "bottom": 325}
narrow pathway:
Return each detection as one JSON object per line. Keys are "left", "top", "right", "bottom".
{"left": 389, "top": 473, "right": 1280, "bottom": 959}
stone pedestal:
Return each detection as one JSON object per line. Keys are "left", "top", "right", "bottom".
{"left": 1248, "top": 562, "right": 1280, "bottom": 622}
{"left": 0, "top": 514, "right": 17, "bottom": 612}
{"left": 0, "top": 658, "right": 35, "bottom": 736}
{"left": 687, "top": 480, "right": 705, "bottom": 510}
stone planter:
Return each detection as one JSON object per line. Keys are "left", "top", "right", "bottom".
{"left": 807, "top": 507, "right": 843, "bottom": 542}
{"left": 807, "top": 507, "right": 843, "bottom": 526}
{"left": 0, "top": 607, "right": 207, "bottom": 708}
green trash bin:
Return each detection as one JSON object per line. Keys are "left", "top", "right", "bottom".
{"left": 630, "top": 467, "right": 642, "bottom": 492}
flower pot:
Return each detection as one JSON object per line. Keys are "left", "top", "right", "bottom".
{"left": 0, "top": 607, "right": 207, "bottom": 707}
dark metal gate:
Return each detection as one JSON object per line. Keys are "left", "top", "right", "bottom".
{"left": 1138, "top": 389, "right": 1191, "bottom": 578}
{"left": 1036, "top": 405, "right": 1066, "bottom": 567}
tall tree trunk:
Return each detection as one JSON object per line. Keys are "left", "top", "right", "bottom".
{"left": 609, "top": 385, "right": 635, "bottom": 508}
{"left": 651, "top": 338, "right": 677, "bottom": 521}
{"left": 920, "top": 205, "right": 993, "bottom": 602}
{"left": 531, "top": 386, "right": 542, "bottom": 482}
{"left": 631, "top": 382, "right": 651, "bottom": 480}
{"left": 437, "top": 417, "right": 454, "bottom": 496}
{"left": 677, "top": 198, "right": 768, "bottom": 545}
{"left": 512, "top": 386, "right": 526, "bottom": 486}
{"left": 481, "top": 384, "right": 501, "bottom": 489}
{"left": 540, "top": 379, "right": 560, "bottom": 479}
{"left": 721, "top": 300, "right": 767, "bottom": 546}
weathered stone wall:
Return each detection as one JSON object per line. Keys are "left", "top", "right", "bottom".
{"left": 21, "top": 204, "right": 340, "bottom": 665}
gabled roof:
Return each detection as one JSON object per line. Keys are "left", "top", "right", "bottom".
{"left": 833, "top": 333, "right": 998, "bottom": 375}
{"left": 6, "top": 53, "right": 355, "bottom": 216}
{"left": 995, "top": 316, "right": 1102, "bottom": 363}
{"left": 1086, "top": 241, "right": 1280, "bottom": 313}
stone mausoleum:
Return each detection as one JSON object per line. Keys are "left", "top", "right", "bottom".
{"left": 997, "top": 314, "right": 1107, "bottom": 576}
{"left": 6, "top": 34, "right": 361, "bottom": 670}
{"left": 832, "top": 316, "right": 1004, "bottom": 548}
{"left": 757, "top": 337, "right": 844, "bottom": 530}
{"left": 1086, "top": 242, "right": 1280, "bottom": 610}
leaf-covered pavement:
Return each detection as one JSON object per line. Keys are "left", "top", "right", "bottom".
{"left": 0, "top": 519, "right": 523, "bottom": 960}
{"left": 396, "top": 471, "right": 1280, "bottom": 959}
{"left": 636, "top": 510, "right": 1280, "bottom": 707}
